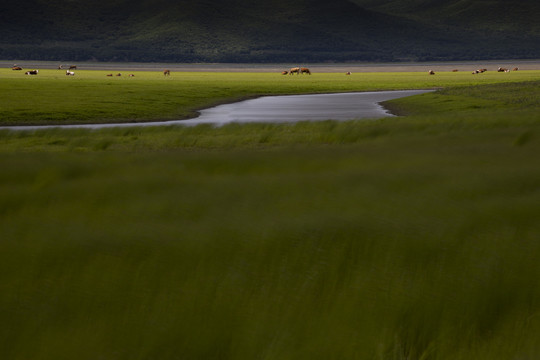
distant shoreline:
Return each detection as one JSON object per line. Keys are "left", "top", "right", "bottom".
{"left": 2, "top": 59, "right": 540, "bottom": 73}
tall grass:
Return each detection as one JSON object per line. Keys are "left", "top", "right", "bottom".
{"left": 2, "top": 144, "right": 540, "bottom": 359}
{"left": 1, "top": 80, "right": 539, "bottom": 359}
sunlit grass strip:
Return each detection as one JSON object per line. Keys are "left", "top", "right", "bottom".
{"left": 1, "top": 68, "right": 539, "bottom": 125}
{"left": 1, "top": 80, "right": 538, "bottom": 152}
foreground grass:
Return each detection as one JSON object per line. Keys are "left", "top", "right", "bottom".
{"left": 1, "top": 79, "right": 540, "bottom": 359}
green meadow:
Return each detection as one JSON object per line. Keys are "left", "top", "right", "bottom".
{"left": 1, "top": 69, "right": 540, "bottom": 359}
{"left": 1, "top": 68, "right": 538, "bottom": 125}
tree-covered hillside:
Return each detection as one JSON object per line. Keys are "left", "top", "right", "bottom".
{"left": 1, "top": 0, "right": 538, "bottom": 62}
{"left": 350, "top": 0, "right": 540, "bottom": 35}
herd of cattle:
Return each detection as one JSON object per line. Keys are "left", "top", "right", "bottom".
{"left": 281, "top": 66, "right": 521, "bottom": 75}
{"left": 10, "top": 64, "right": 140, "bottom": 77}
{"left": 282, "top": 67, "right": 312, "bottom": 75}
{"left": 10, "top": 64, "right": 521, "bottom": 76}
{"left": 428, "top": 67, "right": 519, "bottom": 75}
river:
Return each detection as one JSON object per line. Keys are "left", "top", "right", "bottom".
{"left": 3, "top": 90, "right": 433, "bottom": 131}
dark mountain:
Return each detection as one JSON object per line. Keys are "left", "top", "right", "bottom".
{"left": 350, "top": 0, "right": 540, "bottom": 35}
{"left": 1, "top": 0, "right": 538, "bottom": 62}
{"left": 350, "top": 0, "right": 540, "bottom": 60}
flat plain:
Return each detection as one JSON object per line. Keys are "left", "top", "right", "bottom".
{"left": 1, "top": 66, "right": 539, "bottom": 125}
{"left": 1, "top": 66, "right": 540, "bottom": 359}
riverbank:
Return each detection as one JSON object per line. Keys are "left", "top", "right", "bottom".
{"left": 1, "top": 69, "right": 539, "bottom": 126}
{"left": 2, "top": 59, "right": 540, "bottom": 73}
{"left": 2, "top": 90, "right": 433, "bottom": 131}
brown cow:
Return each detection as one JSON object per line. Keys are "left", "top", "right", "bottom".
{"left": 289, "top": 67, "right": 300, "bottom": 75}
{"left": 282, "top": 71, "right": 288, "bottom": 75}
{"left": 498, "top": 67, "right": 509, "bottom": 72}
{"left": 346, "top": 72, "right": 351, "bottom": 75}
{"left": 428, "top": 70, "right": 435, "bottom": 75}
{"left": 452, "top": 69, "right": 459, "bottom": 72}
{"left": 300, "top": 67, "right": 311, "bottom": 75}
{"left": 69, "top": 65, "right": 77, "bottom": 70}
{"left": 106, "top": 74, "right": 113, "bottom": 77}
{"left": 25, "top": 70, "right": 38, "bottom": 75}
{"left": 116, "top": 73, "right": 122, "bottom": 76}
{"left": 12, "top": 66, "right": 22, "bottom": 70}
{"left": 513, "top": 67, "right": 519, "bottom": 71}
{"left": 164, "top": 69, "right": 171, "bottom": 76}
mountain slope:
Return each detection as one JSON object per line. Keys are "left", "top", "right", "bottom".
{"left": 1, "top": 0, "right": 538, "bottom": 62}
{"left": 350, "top": 0, "right": 540, "bottom": 35}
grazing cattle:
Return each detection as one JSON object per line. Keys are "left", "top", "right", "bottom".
{"left": 472, "top": 68, "right": 487, "bottom": 74}
{"left": 69, "top": 65, "right": 77, "bottom": 70}
{"left": 346, "top": 72, "right": 351, "bottom": 75}
{"left": 164, "top": 69, "right": 171, "bottom": 76}
{"left": 66, "top": 70, "right": 75, "bottom": 76}
{"left": 428, "top": 70, "right": 435, "bottom": 75}
{"left": 116, "top": 73, "right": 122, "bottom": 76}
{"left": 513, "top": 67, "right": 519, "bottom": 71}
{"left": 289, "top": 67, "right": 300, "bottom": 75}
{"left": 128, "top": 74, "right": 135, "bottom": 77}
{"left": 282, "top": 71, "right": 288, "bottom": 75}
{"left": 106, "top": 74, "right": 113, "bottom": 77}
{"left": 300, "top": 67, "right": 311, "bottom": 75}
{"left": 498, "top": 67, "right": 509, "bottom": 72}
{"left": 452, "top": 69, "right": 459, "bottom": 72}
{"left": 12, "top": 66, "right": 22, "bottom": 70}
{"left": 25, "top": 70, "right": 38, "bottom": 75}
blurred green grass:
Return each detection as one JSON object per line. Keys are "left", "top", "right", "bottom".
{"left": 1, "top": 79, "right": 540, "bottom": 359}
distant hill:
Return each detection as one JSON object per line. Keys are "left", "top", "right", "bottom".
{"left": 350, "top": 0, "right": 540, "bottom": 35}
{"left": 1, "top": 0, "right": 538, "bottom": 62}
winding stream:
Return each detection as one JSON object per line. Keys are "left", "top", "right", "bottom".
{"left": 3, "top": 90, "right": 433, "bottom": 131}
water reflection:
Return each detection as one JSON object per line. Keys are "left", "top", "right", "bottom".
{"left": 184, "top": 90, "right": 432, "bottom": 125}
{"left": 3, "top": 90, "right": 432, "bottom": 131}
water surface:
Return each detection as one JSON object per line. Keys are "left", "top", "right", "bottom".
{"left": 3, "top": 90, "right": 432, "bottom": 131}
{"left": 182, "top": 90, "right": 431, "bottom": 125}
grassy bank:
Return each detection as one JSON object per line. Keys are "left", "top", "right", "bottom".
{"left": 1, "top": 68, "right": 539, "bottom": 125}
{"left": 1, "top": 77, "right": 540, "bottom": 359}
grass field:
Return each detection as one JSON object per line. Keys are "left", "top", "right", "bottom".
{"left": 1, "top": 68, "right": 539, "bottom": 125}
{"left": 1, "top": 70, "right": 540, "bottom": 359}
